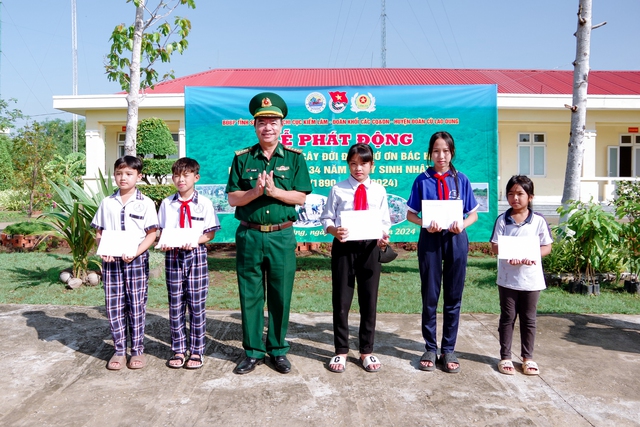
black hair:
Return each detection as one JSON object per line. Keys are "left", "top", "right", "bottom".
{"left": 172, "top": 157, "right": 200, "bottom": 175}
{"left": 347, "top": 143, "right": 374, "bottom": 163}
{"left": 114, "top": 155, "right": 143, "bottom": 173}
{"left": 427, "top": 131, "right": 459, "bottom": 197}
{"left": 506, "top": 175, "right": 535, "bottom": 209}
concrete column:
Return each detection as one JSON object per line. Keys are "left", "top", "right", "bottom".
{"left": 580, "top": 129, "right": 599, "bottom": 201}
{"left": 84, "top": 128, "right": 104, "bottom": 192}
{"left": 178, "top": 127, "right": 186, "bottom": 157}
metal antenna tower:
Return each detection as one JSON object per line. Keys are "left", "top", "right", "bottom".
{"left": 380, "top": 0, "right": 386, "bottom": 68}
{"left": 71, "top": 0, "right": 78, "bottom": 152}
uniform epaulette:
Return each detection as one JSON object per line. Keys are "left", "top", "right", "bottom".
{"left": 283, "top": 146, "right": 303, "bottom": 154}
{"left": 234, "top": 147, "right": 251, "bottom": 156}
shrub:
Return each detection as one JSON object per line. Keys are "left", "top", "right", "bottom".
{"left": 468, "top": 241, "right": 493, "bottom": 256}
{"left": 556, "top": 199, "right": 622, "bottom": 284}
{"left": 0, "top": 135, "right": 14, "bottom": 191}
{"left": 613, "top": 180, "right": 640, "bottom": 279}
{"left": 3, "top": 221, "right": 54, "bottom": 235}
{"left": 137, "top": 184, "right": 175, "bottom": 209}
{"left": 41, "top": 171, "right": 117, "bottom": 279}
{"left": 137, "top": 117, "right": 177, "bottom": 184}
{"left": 0, "top": 189, "right": 28, "bottom": 211}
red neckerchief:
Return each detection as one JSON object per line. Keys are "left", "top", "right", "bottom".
{"left": 179, "top": 198, "right": 193, "bottom": 228}
{"left": 354, "top": 183, "right": 368, "bottom": 210}
{"left": 434, "top": 171, "right": 450, "bottom": 200}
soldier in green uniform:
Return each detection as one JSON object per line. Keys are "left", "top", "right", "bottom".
{"left": 226, "top": 92, "right": 312, "bottom": 374}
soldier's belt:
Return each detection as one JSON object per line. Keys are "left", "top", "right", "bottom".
{"left": 240, "top": 221, "right": 294, "bottom": 232}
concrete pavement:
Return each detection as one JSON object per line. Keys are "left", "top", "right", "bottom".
{"left": 1, "top": 304, "right": 639, "bottom": 426}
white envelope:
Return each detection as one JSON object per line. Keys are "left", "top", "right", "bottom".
{"left": 96, "top": 230, "right": 139, "bottom": 257}
{"left": 340, "top": 209, "right": 383, "bottom": 241}
{"left": 156, "top": 227, "right": 201, "bottom": 249}
{"left": 421, "top": 199, "right": 463, "bottom": 229}
{"left": 497, "top": 235, "right": 541, "bottom": 262}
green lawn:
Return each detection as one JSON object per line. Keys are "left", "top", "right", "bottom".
{"left": 0, "top": 250, "right": 638, "bottom": 314}
{"left": 0, "top": 211, "right": 30, "bottom": 223}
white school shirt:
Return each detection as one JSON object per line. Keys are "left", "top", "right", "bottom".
{"left": 320, "top": 176, "right": 391, "bottom": 236}
{"left": 490, "top": 208, "right": 553, "bottom": 291}
{"left": 158, "top": 191, "right": 221, "bottom": 234}
{"left": 91, "top": 189, "right": 159, "bottom": 246}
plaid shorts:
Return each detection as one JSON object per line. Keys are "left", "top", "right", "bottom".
{"left": 102, "top": 251, "right": 149, "bottom": 356}
{"left": 165, "top": 244, "right": 209, "bottom": 355}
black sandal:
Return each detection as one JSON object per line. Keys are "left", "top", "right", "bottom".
{"left": 185, "top": 354, "right": 204, "bottom": 370}
{"left": 419, "top": 351, "right": 437, "bottom": 371}
{"left": 439, "top": 352, "right": 461, "bottom": 373}
{"left": 167, "top": 354, "right": 185, "bottom": 369}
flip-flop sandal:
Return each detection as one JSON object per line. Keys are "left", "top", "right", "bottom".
{"left": 498, "top": 359, "right": 515, "bottom": 375}
{"left": 361, "top": 355, "right": 381, "bottom": 373}
{"left": 185, "top": 355, "right": 204, "bottom": 370}
{"left": 107, "top": 354, "right": 126, "bottom": 371}
{"left": 127, "top": 354, "right": 146, "bottom": 370}
{"left": 522, "top": 360, "right": 540, "bottom": 375}
{"left": 439, "top": 353, "right": 461, "bottom": 373}
{"left": 328, "top": 355, "right": 347, "bottom": 373}
{"left": 419, "top": 351, "right": 437, "bottom": 371}
{"left": 167, "top": 354, "right": 185, "bottom": 369}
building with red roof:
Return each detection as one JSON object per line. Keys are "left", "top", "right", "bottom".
{"left": 53, "top": 68, "right": 640, "bottom": 201}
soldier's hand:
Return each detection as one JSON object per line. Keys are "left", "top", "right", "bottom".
{"left": 264, "top": 171, "right": 277, "bottom": 197}
{"left": 255, "top": 171, "right": 266, "bottom": 196}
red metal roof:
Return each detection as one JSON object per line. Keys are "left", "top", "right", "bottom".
{"left": 145, "top": 68, "right": 640, "bottom": 96}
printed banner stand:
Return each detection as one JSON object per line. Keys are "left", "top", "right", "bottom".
{"left": 185, "top": 85, "right": 497, "bottom": 243}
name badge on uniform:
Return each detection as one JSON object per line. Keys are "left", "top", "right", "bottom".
{"left": 246, "top": 168, "right": 258, "bottom": 172}
{"left": 276, "top": 166, "right": 290, "bottom": 171}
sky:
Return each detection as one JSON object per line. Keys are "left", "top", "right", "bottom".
{"left": 1, "top": 0, "right": 639, "bottom": 127}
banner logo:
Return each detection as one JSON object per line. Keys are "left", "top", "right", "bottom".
{"left": 328, "top": 91, "right": 348, "bottom": 114}
{"left": 305, "top": 92, "right": 326, "bottom": 114}
{"left": 351, "top": 92, "right": 376, "bottom": 113}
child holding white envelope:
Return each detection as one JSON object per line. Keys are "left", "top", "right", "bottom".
{"left": 406, "top": 131, "right": 479, "bottom": 373}
{"left": 490, "top": 175, "right": 552, "bottom": 376}
{"left": 157, "top": 157, "right": 220, "bottom": 369}
{"left": 91, "top": 156, "right": 159, "bottom": 370}
{"left": 320, "top": 144, "right": 391, "bottom": 373}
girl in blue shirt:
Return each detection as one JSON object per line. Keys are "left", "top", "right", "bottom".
{"left": 406, "top": 131, "right": 479, "bottom": 373}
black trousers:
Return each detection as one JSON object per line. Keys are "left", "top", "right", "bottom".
{"left": 331, "top": 238, "right": 381, "bottom": 355}
{"left": 498, "top": 286, "right": 540, "bottom": 359}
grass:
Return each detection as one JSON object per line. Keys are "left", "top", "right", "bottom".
{"left": 0, "top": 250, "right": 639, "bottom": 314}
{"left": 0, "top": 211, "right": 31, "bottom": 223}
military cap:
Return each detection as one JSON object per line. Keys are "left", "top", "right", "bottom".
{"left": 249, "top": 92, "right": 288, "bottom": 119}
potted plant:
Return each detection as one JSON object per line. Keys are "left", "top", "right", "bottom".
{"left": 557, "top": 199, "right": 622, "bottom": 295}
{"left": 613, "top": 181, "right": 640, "bottom": 293}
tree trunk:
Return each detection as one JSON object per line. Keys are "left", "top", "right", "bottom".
{"left": 124, "top": 2, "right": 145, "bottom": 157}
{"left": 561, "top": 0, "right": 592, "bottom": 208}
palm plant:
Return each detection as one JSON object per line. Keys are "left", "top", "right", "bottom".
{"left": 40, "top": 171, "right": 116, "bottom": 280}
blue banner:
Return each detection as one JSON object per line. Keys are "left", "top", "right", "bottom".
{"left": 185, "top": 85, "right": 498, "bottom": 243}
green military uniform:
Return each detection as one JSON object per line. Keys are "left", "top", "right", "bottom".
{"left": 226, "top": 99, "right": 312, "bottom": 359}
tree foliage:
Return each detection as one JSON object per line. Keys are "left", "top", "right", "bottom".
{"left": 11, "top": 122, "right": 57, "bottom": 216}
{"left": 36, "top": 118, "right": 87, "bottom": 157}
{"left": 44, "top": 152, "right": 87, "bottom": 187}
{"left": 137, "top": 117, "right": 177, "bottom": 184}
{"left": 0, "top": 98, "right": 24, "bottom": 131}
{"left": 105, "top": 0, "right": 195, "bottom": 156}
{"left": 0, "top": 135, "right": 14, "bottom": 191}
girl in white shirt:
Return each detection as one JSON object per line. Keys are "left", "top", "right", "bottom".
{"left": 490, "top": 175, "right": 553, "bottom": 375}
{"left": 320, "top": 144, "right": 391, "bottom": 373}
